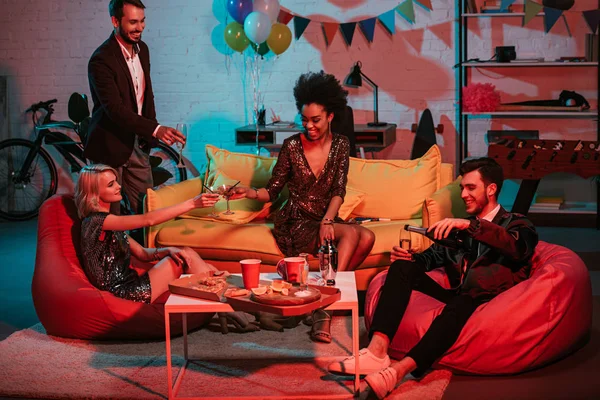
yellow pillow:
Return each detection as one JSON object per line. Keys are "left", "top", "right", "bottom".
{"left": 204, "top": 144, "right": 278, "bottom": 189}
{"left": 423, "top": 176, "right": 469, "bottom": 227}
{"left": 347, "top": 145, "right": 442, "bottom": 220}
{"left": 182, "top": 172, "right": 272, "bottom": 224}
{"left": 339, "top": 186, "right": 366, "bottom": 220}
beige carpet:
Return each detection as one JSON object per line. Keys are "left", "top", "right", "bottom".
{"left": 0, "top": 316, "right": 451, "bottom": 399}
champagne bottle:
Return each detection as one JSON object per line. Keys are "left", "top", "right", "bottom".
{"left": 404, "top": 225, "right": 468, "bottom": 250}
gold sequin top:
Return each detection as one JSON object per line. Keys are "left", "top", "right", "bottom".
{"left": 266, "top": 133, "right": 350, "bottom": 256}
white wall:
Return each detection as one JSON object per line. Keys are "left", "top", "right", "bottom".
{"left": 0, "top": 0, "right": 597, "bottom": 204}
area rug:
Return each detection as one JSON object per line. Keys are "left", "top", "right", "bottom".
{"left": 0, "top": 316, "right": 451, "bottom": 399}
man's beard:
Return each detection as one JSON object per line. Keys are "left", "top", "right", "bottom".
{"left": 118, "top": 29, "right": 141, "bottom": 44}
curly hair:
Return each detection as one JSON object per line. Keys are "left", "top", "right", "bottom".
{"left": 293, "top": 71, "right": 348, "bottom": 116}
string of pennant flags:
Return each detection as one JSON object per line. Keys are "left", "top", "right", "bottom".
{"left": 276, "top": 0, "right": 434, "bottom": 47}
{"left": 275, "top": 0, "right": 600, "bottom": 47}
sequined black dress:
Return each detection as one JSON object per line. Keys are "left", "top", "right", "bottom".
{"left": 266, "top": 133, "right": 350, "bottom": 256}
{"left": 80, "top": 212, "right": 152, "bottom": 303}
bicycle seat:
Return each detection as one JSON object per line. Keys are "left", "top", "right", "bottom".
{"left": 68, "top": 92, "right": 90, "bottom": 123}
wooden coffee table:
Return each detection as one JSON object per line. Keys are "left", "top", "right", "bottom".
{"left": 164, "top": 271, "right": 360, "bottom": 399}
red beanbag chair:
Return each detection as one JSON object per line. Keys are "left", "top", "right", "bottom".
{"left": 32, "top": 195, "right": 211, "bottom": 340}
{"left": 364, "top": 241, "right": 592, "bottom": 375}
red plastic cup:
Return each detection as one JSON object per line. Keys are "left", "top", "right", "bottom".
{"left": 276, "top": 257, "right": 305, "bottom": 283}
{"left": 240, "top": 259, "right": 261, "bottom": 289}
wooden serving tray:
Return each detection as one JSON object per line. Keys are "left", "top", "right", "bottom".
{"left": 168, "top": 271, "right": 228, "bottom": 302}
{"left": 224, "top": 275, "right": 341, "bottom": 316}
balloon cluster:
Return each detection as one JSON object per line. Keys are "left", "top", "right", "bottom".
{"left": 223, "top": 0, "right": 292, "bottom": 56}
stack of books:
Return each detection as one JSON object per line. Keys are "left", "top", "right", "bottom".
{"left": 529, "top": 196, "right": 563, "bottom": 212}
{"left": 481, "top": 0, "right": 513, "bottom": 13}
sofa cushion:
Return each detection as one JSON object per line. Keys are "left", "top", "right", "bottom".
{"left": 205, "top": 144, "right": 278, "bottom": 189}
{"left": 422, "top": 176, "right": 469, "bottom": 228}
{"left": 339, "top": 186, "right": 366, "bottom": 220}
{"left": 347, "top": 145, "right": 442, "bottom": 220}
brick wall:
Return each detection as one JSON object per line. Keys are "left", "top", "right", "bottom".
{"left": 0, "top": 0, "right": 597, "bottom": 203}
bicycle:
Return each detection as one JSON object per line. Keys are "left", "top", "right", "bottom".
{"left": 0, "top": 93, "right": 187, "bottom": 221}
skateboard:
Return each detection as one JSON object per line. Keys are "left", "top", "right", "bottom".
{"left": 410, "top": 109, "right": 443, "bottom": 159}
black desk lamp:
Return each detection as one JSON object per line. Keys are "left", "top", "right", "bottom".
{"left": 344, "top": 61, "right": 387, "bottom": 127}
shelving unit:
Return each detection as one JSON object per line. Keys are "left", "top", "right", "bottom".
{"left": 456, "top": 1, "right": 600, "bottom": 228}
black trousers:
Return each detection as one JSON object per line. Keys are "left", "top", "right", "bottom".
{"left": 369, "top": 259, "right": 482, "bottom": 377}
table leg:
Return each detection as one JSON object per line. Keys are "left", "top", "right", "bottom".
{"left": 183, "top": 313, "right": 188, "bottom": 361}
{"left": 352, "top": 305, "right": 360, "bottom": 394}
{"left": 165, "top": 310, "right": 173, "bottom": 400}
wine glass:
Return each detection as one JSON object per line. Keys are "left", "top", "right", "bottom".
{"left": 207, "top": 185, "right": 220, "bottom": 218}
{"left": 218, "top": 184, "right": 235, "bottom": 215}
{"left": 175, "top": 123, "right": 187, "bottom": 168}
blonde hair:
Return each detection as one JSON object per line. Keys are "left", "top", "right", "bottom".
{"left": 74, "top": 164, "right": 119, "bottom": 218}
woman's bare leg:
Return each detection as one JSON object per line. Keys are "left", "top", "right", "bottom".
{"left": 347, "top": 225, "right": 375, "bottom": 270}
{"left": 179, "top": 247, "right": 218, "bottom": 274}
{"left": 147, "top": 257, "right": 182, "bottom": 302}
{"left": 332, "top": 224, "right": 360, "bottom": 271}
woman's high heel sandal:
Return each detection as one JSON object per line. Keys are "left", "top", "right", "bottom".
{"left": 310, "top": 309, "right": 332, "bottom": 343}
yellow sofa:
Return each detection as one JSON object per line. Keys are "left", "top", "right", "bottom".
{"left": 145, "top": 144, "right": 466, "bottom": 290}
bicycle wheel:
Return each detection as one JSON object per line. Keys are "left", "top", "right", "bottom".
{"left": 0, "top": 139, "right": 58, "bottom": 221}
{"left": 150, "top": 142, "right": 187, "bottom": 189}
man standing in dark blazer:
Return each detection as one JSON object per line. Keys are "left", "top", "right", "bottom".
{"left": 328, "top": 157, "right": 539, "bottom": 399}
{"left": 86, "top": 0, "right": 185, "bottom": 214}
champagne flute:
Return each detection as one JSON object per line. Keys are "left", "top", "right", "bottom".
{"left": 399, "top": 229, "right": 414, "bottom": 261}
{"left": 175, "top": 123, "right": 187, "bottom": 168}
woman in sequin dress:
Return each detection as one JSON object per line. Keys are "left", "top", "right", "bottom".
{"left": 75, "top": 164, "right": 221, "bottom": 304}
{"left": 240, "top": 71, "right": 376, "bottom": 341}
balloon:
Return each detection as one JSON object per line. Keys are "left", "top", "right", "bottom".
{"left": 251, "top": 41, "right": 270, "bottom": 56}
{"left": 244, "top": 11, "right": 272, "bottom": 44}
{"left": 226, "top": 0, "right": 253, "bottom": 25}
{"left": 253, "top": 0, "right": 280, "bottom": 23}
{"left": 224, "top": 21, "right": 250, "bottom": 53}
{"left": 266, "top": 23, "right": 292, "bottom": 55}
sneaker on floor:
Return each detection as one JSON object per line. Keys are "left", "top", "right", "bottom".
{"left": 364, "top": 366, "right": 398, "bottom": 399}
{"left": 327, "top": 348, "right": 391, "bottom": 376}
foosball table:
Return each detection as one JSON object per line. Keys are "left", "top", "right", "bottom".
{"left": 488, "top": 139, "right": 600, "bottom": 227}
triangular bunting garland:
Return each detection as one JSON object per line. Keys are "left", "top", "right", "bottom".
{"left": 293, "top": 16, "right": 310, "bottom": 40}
{"left": 278, "top": 9, "right": 294, "bottom": 25}
{"left": 378, "top": 10, "right": 396, "bottom": 34}
{"left": 322, "top": 22, "right": 339, "bottom": 46}
{"left": 583, "top": 9, "right": 600, "bottom": 34}
{"left": 396, "top": 0, "right": 415, "bottom": 24}
{"left": 544, "top": 7, "right": 563, "bottom": 33}
{"left": 523, "top": 0, "right": 543, "bottom": 27}
{"left": 340, "top": 22, "right": 357, "bottom": 46}
{"left": 500, "top": 0, "right": 516, "bottom": 11}
{"left": 359, "top": 18, "right": 377, "bottom": 42}
{"left": 414, "top": 0, "right": 433, "bottom": 11}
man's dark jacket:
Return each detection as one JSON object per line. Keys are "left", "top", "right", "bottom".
{"left": 415, "top": 207, "right": 539, "bottom": 301}
{"left": 85, "top": 34, "right": 159, "bottom": 168}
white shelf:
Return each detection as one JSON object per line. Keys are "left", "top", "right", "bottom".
{"left": 463, "top": 62, "right": 598, "bottom": 67}
{"left": 463, "top": 12, "right": 544, "bottom": 17}
{"left": 463, "top": 111, "right": 598, "bottom": 117}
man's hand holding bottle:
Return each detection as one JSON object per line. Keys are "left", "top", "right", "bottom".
{"left": 427, "top": 218, "right": 471, "bottom": 240}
